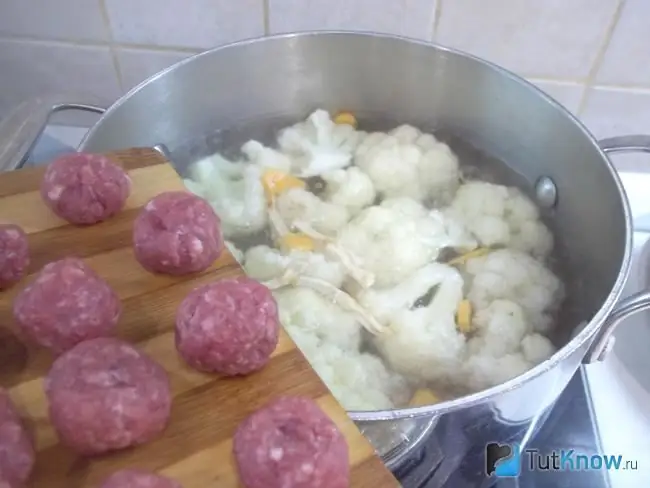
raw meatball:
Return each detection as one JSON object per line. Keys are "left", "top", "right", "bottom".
{"left": 40, "top": 152, "right": 131, "bottom": 225}
{"left": 98, "top": 469, "right": 182, "bottom": 488}
{"left": 0, "top": 224, "right": 29, "bottom": 289}
{"left": 133, "top": 191, "right": 223, "bottom": 275}
{"left": 0, "top": 389, "right": 34, "bottom": 488}
{"left": 175, "top": 277, "right": 279, "bottom": 375}
{"left": 13, "top": 257, "right": 121, "bottom": 354}
{"left": 45, "top": 338, "right": 172, "bottom": 456}
{"left": 233, "top": 396, "right": 349, "bottom": 488}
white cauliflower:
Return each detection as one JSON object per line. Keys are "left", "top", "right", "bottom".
{"left": 185, "top": 153, "right": 267, "bottom": 238}
{"left": 462, "top": 300, "right": 556, "bottom": 391}
{"left": 275, "top": 188, "right": 350, "bottom": 237}
{"left": 468, "top": 300, "right": 531, "bottom": 357}
{"left": 277, "top": 109, "right": 366, "bottom": 177}
{"left": 241, "top": 139, "right": 293, "bottom": 173}
{"left": 446, "top": 181, "right": 554, "bottom": 259}
{"left": 370, "top": 263, "right": 468, "bottom": 385}
{"left": 465, "top": 249, "right": 565, "bottom": 333}
{"left": 274, "top": 287, "right": 411, "bottom": 411}
{"left": 337, "top": 197, "right": 475, "bottom": 287}
{"left": 295, "top": 338, "right": 411, "bottom": 411}
{"left": 521, "top": 333, "right": 556, "bottom": 364}
{"left": 311, "top": 346, "right": 412, "bottom": 411}
{"left": 462, "top": 354, "right": 531, "bottom": 392}
{"left": 275, "top": 287, "right": 362, "bottom": 351}
{"left": 322, "top": 166, "right": 376, "bottom": 216}
{"left": 355, "top": 124, "right": 460, "bottom": 205}
{"left": 243, "top": 244, "right": 345, "bottom": 288}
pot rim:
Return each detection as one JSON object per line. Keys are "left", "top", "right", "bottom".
{"left": 79, "top": 30, "right": 634, "bottom": 422}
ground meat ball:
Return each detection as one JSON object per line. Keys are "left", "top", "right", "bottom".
{"left": 0, "top": 388, "right": 34, "bottom": 488}
{"left": 13, "top": 258, "right": 121, "bottom": 354}
{"left": 45, "top": 338, "right": 172, "bottom": 456}
{"left": 0, "top": 224, "right": 29, "bottom": 289}
{"left": 133, "top": 191, "right": 223, "bottom": 276}
{"left": 175, "top": 277, "right": 280, "bottom": 375}
{"left": 40, "top": 152, "right": 131, "bottom": 225}
{"left": 98, "top": 469, "right": 182, "bottom": 488}
{"left": 233, "top": 396, "right": 349, "bottom": 488}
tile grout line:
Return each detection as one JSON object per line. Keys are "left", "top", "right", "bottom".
{"left": 576, "top": 0, "right": 627, "bottom": 116}
{"left": 431, "top": 0, "right": 443, "bottom": 42}
{"left": 0, "top": 33, "right": 203, "bottom": 55}
{"left": 262, "top": 0, "right": 271, "bottom": 35}
{"left": 98, "top": 0, "right": 126, "bottom": 94}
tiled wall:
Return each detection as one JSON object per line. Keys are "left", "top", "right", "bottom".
{"left": 1, "top": 0, "right": 650, "bottom": 158}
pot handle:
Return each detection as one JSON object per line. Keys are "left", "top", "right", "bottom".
{"left": 584, "top": 134, "right": 650, "bottom": 364}
{"left": 599, "top": 135, "right": 650, "bottom": 154}
{"left": 585, "top": 291, "right": 650, "bottom": 363}
{"left": 0, "top": 96, "right": 105, "bottom": 172}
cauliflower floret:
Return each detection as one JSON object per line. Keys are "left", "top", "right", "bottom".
{"left": 297, "top": 339, "right": 411, "bottom": 411}
{"left": 521, "top": 333, "right": 556, "bottom": 364}
{"left": 468, "top": 300, "right": 530, "bottom": 357}
{"left": 356, "top": 262, "right": 454, "bottom": 324}
{"left": 277, "top": 109, "right": 366, "bottom": 177}
{"left": 273, "top": 286, "right": 411, "bottom": 411}
{"left": 243, "top": 245, "right": 345, "bottom": 288}
{"left": 462, "top": 354, "right": 531, "bottom": 392}
{"left": 355, "top": 124, "right": 461, "bottom": 205}
{"left": 241, "top": 139, "right": 293, "bottom": 173}
{"left": 322, "top": 167, "right": 376, "bottom": 216}
{"left": 372, "top": 263, "right": 468, "bottom": 385}
{"left": 224, "top": 240, "right": 244, "bottom": 264}
{"left": 185, "top": 153, "right": 267, "bottom": 238}
{"left": 337, "top": 198, "right": 474, "bottom": 287}
{"left": 322, "top": 349, "right": 412, "bottom": 411}
{"left": 275, "top": 188, "right": 350, "bottom": 237}
{"left": 446, "top": 181, "right": 554, "bottom": 259}
{"left": 274, "top": 287, "right": 361, "bottom": 351}
{"left": 461, "top": 300, "right": 556, "bottom": 391}
{"left": 465, "top": 249, "right": 565, "bottom": 333}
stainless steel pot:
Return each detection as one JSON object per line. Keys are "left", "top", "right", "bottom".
{"left": 3, "top": 31, "right": 650, "bottom": 481}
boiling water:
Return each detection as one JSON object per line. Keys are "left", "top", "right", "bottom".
{"left": 170, "top": 114, "right": 583, "bottom": 392}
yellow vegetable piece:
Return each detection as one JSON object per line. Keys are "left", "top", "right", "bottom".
{"left": 333, "top": 111, "right": 358, "bottom": 128}
{"left": 409, "top": 388, "right": 440, "bottom": 407}
{"left": 279, "top": 232, "right": 315, "bottom": 253}
{"left": 261, "top": 169, "right": 305, "bottom": 205}
{"left": 456, "top": 299, "right": 472, "bottom": 334}
{"left": 447, "top": 247, "right": 491, "bottom": 266}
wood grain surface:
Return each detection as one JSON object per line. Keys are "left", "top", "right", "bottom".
{"left": 0, "top": 148, "right": 400, "bottom": 488}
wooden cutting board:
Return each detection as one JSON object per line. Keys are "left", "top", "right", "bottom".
{"left": 0, "top": 148, "right": 400, "bottom": 488}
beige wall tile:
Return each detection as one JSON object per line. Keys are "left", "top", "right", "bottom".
{"left": 269, "top": 0, "right": 438, "bottom": 40}
{"left": 437, "top": 0, "right": 619, "bottom": 79}
{"left": 105, "top": 0, "right": 264, "bottom": 49}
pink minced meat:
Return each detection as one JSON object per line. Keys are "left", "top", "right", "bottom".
{"left": 133, "top": 191, "right": 223, "bottom": 276}
{"left": 233, "top": 396, "right": 349, "bottom": 488}
{"left": 13, "top": 257, "right": 121, "bottom": 354}
{"left": 40, "top": 152, "right": 131, "bottom": 225}
{"left": 98, "top": 469, "right": 182, "bottom": 488}
{"left": 175, "top": 277, "right": 279, "bottom": 375}
{"left": 45, "top": 338, "right": 172, "bottom": 456}
{"left": 0, "top": 388, "right": 35, "bottom": 488}
{"left": 0, "top": 224, "right": 29, "bottom": 290}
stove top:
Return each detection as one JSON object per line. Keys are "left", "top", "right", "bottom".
{"left": 395, "top": 370, "right": 610, "bottom": 488}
